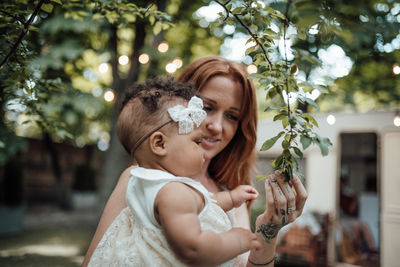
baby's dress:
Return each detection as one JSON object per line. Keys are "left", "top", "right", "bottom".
{"left": 88, "top": 167, "right": 234, "bottom": 267}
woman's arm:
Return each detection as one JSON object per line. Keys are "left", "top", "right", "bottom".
{"left": 234, "top": 171, "right": 308, "bottom": 267}
{"left": 81, "top": 166, "right": 135, "bottom": 267}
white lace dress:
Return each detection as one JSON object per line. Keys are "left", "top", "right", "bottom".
{"left": 88, "top": 167, "right": 235, "bottom": 267}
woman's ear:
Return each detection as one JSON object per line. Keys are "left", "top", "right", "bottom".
{"left": 149, "top": 131, "right": 167, "bottom": 156}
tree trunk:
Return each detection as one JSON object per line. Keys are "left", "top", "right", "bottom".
{"left": 98, "top": 20, "right": 147, "bottom": 209}
{"left": 43, "top": 132, "right": 71, "bottom": 210}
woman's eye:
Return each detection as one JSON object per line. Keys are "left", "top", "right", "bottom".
{"left": 226, "top": 113, "right": 239, "bottom": 121}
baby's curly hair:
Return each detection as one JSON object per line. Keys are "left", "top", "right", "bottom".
{"left": 117, "top": 76, "right": 196, "bottom": 156}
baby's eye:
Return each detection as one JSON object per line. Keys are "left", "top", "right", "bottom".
{"left": 194, "top": 139, "right": 202, "bottom": 145}
{"left": 203, "top": 106, "right": 213, "bottom": 112}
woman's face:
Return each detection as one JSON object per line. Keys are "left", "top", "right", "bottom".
{"left": 199, "top": 75, "right": 243, "bottom": 161}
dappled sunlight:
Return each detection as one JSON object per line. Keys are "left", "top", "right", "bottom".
{"left": 0, "top": 244, "right": 80, "bottom": 257}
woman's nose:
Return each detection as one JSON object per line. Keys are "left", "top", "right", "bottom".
{"left": 205, "top": 114, "right": 222, "bottom": 134}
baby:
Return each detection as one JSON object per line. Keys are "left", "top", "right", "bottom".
{"left": 88, "top": 76, "right": 260, "bottom": 266}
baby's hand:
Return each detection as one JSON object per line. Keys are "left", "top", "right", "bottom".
{"left": 230, "top": 185, "right": 259, "bottom": 208}
{"left": 230, "top": 227, "right": 262, "bottom": 252}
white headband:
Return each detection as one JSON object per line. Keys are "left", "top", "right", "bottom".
{"left": 130, "top": 96, "right": 207, "bottom": 156}
{"left": 167, "top": 96, "right": 207, "bottom": 134}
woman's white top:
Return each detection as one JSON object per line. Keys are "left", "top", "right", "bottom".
{"left": 88, "top": 167, "right": 234, "bottom": 267}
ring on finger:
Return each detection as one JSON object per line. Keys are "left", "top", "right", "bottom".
{"left": 287, "top": 206, "right": 296, "bottom": 214}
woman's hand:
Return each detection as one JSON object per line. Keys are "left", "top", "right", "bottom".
{"left": 255, "top": 171, "right": 308, "bottom": 244}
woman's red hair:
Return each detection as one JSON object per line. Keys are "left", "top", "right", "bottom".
{"left": 176, "top": 56, "right": 258, "bottom": 189}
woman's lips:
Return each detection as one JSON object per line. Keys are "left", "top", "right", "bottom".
{"left": 202, "top": 137, "right": 220, "bottom": 149}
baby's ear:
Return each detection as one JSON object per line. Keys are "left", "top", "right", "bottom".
{"left": 149, "top": 131, "right": 167, "bottom": 156}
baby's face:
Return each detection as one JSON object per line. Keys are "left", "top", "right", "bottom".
{"left": 164, "top": 125, "right": 204, "bottom": 178}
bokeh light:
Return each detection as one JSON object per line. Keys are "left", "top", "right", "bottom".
{"left": 165, "top": 63, "right": 177, "bottom": 73}
{"left": 104, "top": 90, "right": 115, "bottom": 102}
{"left": 172, "top": 58, "right": 183, "bottom": 69}
{"left": 158, "top": 42, "right": 169, "bottom": 53}
{"left": 92, "top": 86, "right": 103, "bottom": 97}
{"left": 327, "top": 114, "right": 336, "bottom": 125}
{"left": 97, "top": 140, "right": 109, "bottom": 151}
{"left": 394, "top": 114, "right": 400, "bottom": 127}
{"left": 118, "top": 55, "right": 129, "bottom": 65}
{"left": 139, "top": 53, "right": 150, "bottom": 64}
{"left": 98, "top": 63, "right": 109, "bottom": 73}
{"left": 247, "top": 64, "right": 257, "bottom": 74}
{"left": 393, "top": 63, "right": 400, "bottom": 75}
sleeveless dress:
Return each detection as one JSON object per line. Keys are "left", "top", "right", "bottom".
{"left": 88, "top": 167, "right": 235, "bottom": 267}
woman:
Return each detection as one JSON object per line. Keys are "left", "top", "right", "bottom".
{"left": 83, "top": 56, "right": 307, "bottom": 266}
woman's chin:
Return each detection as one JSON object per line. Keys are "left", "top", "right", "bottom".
{"left": 202, "top": 150, "right": 219, "bottom": 162}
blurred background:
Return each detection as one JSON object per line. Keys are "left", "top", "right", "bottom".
{"left": 1, "top": 0, "right": 399, "bottom": 266}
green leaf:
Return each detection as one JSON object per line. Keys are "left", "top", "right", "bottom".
{"left": 153, "top": 21, "right": 162, "bottom": 35}
{"left": 316, "top": 140, "right": 328, "bottom": 156}
{"left": 282, "top": 140, "right": 290, "bottom": 149}
{"left": 273, "top": 113, "right": 286, "bottom": 121}
{"left": 263, "top": 29, "right": 276, "bottom": 35}
{"left": 282, "top": 117, "right": 289, "bottom": 128}
{"left": 260, "top": 131, "right": 284, "bottom": 151}
{"left": 315, "top": 136, "right": 332, "bottom": 156}
{"left": 302, "top": 114, "right": 319, "bottom": 127}
{"left": 264, "top": 106, "right": 281, "bottom": 112}
{"left": 41, "top": 3, "right": 54, "bottom": 13}
{"left": 245, "top": 46, "right": 256, "bottom": 56}
{"left": 305, "top": 98, "right": 320, "bottom": 110}
{"left": 300, "top": 135, "right": 312, "bottom": 149}
{"left": 293, "top": 146, "right": 303, "bottom": 159}
{"left": 50, "top": 0, "right": 63, "bottom": 5}
{"left": 271, "top": 155, "right": 283, "bottom": 168}
{"left": 149, "top": 14, "right": 155, "bottom": 25}
{"left": 231, "top": 7, "right": 243, "bottom": 15}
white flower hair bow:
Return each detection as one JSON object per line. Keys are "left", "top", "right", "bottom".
{"left": 167, "top": 96, "right": 207, "bottom": 134}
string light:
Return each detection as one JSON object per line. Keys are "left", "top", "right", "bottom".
{"left": 393, "top": 63, "right": 400, "bottom": 75}
{"left": 158, "top": 42, "right": 169, "bottom": 53}
{"left": 104, "top": 90, "right": 115, "bottom": 102}
{"left": 118, "top": 55, "right": 129, "bottom": 65}
{"left": 327, "top": 114, "right": 336, "bottom": 125}
{"left": 247, "top": 64, "right": 257, "bottom": 74}
{"left": 98, "top": 63, "right": 109, "bottom": 73}
{"left": 394, "top": 112, "right": 400, "bottom": 127}
{"left": 139, "top": 53, "right": 150, "bottom": 64}
{"left": 172, "top": 58, "right": 183, "bottom": 69}
{"left": 165, "top": 63, "right": 177, "bottom": 73}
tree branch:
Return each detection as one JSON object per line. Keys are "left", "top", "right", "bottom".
{"left": 0, "top": 0, "right": 46, "bottom": 70}
{"left": 0, "top": 9, "right": 25, "bottom": 25}
{"left": 215, "top": 0, "right": 273, "bottom": 68}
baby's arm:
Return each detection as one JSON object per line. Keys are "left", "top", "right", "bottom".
{"left": 213, "top": 185, "right": 259, "bottom": 212}
{"left": 154, "top": 182, "right": 260, "bottom": 266}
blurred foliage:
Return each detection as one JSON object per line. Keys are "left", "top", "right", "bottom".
{"left": 212, "top": 0, "right": 399, "bottom": 180}
{"left": 286, "top": 0, "right": 400, "bottom": 111}
{"left": 214, "top": 0, "right": 332, "bottom": 181}
{"left": 0, "top": 0, "right": 399, "bottom": 169}
{"left": 0, "top": 0, "right": 172, "bottom": 163}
